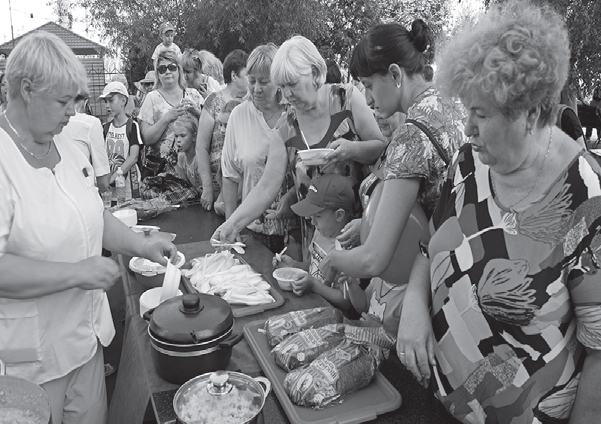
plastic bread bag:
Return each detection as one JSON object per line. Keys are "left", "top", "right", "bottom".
{"left": 264, "top": 307, "right": 344, "bottom": 347}
{"left": 283, "top": 339, "right": 384, "bottom": 409}
{"left": 343, "top": 324, "right": 396, "bottom": 359}
{"left": 271, "top": 324, "right": 346, "bottom": 372}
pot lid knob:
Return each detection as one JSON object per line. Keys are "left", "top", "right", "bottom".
{"left": 208, "top": 371, "right": 232, "bottom": 395}
{"left": 179, "top": 294, "right": 204, "bottom": 314}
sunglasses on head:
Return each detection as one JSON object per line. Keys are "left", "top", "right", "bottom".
{"left": 157, "top": 63, "right": 178, "bottom": 74}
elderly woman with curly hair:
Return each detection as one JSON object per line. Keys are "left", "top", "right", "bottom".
{"left": 138, "top": 50, "right": 203, "bottom": 177}
{"left": 397, "top": 1, "right": 601, "bottom": 422}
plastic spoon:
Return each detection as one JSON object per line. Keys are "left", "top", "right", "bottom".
{"left": 275, "top": 246, "right": 288, "bottom": 262}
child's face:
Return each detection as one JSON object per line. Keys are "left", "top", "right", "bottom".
{"left": 174, "top": 124, "right": 195, "bottom": 153}
{"left": 162, "top": 30, "right": 174, "bottom": 46}
{"left": 217, "top": 112, "right": 231, "bottom": 136}
{"left": 310, "top": 208, "right": 342, "bottom": 239}
{"left": 104, "top": 94, "right": 125, "bottom": 117}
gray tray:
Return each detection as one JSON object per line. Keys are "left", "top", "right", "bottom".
{"left": 244, "top": 319, "right": 402, "bottom": 424}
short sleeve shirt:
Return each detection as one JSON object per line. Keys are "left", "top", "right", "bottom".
{"left": 138, "top": 88, "right": 203, "bottom": 173}
{"left": 61, "top": 112, "right": 110, "bottom": 177}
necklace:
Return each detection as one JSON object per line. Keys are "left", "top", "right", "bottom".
{"left": 259, "top": 106, "right": 281, "bottom": 123}
{"left": 379, "top": 280, "right": 397, "bottom": 298}
{"left": 491, "top": 127, "right": 552, "bottom": 210}
{"left": 4, "top": 114, "right": 53, "bottom": 160}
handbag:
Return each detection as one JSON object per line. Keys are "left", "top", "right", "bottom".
{"left": 141, "top": 151, "right": 167, "bottom": 179}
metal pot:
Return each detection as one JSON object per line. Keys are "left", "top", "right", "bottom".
{"left": 173, "top": 370, "right": 271, "bottom": 424}
{"left": 0, "top": 359, "right": 52, "bottom": 424}
{"left": 144, "top": 293, "right": 244, "bottom": 384}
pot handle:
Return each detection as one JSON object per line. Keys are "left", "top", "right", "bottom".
{"left": 218, "top": 332, "right": 244, "bottom": 349}
{"left": 142, "top": 307, "right": 156, "bottom": 322}
{"left": 254, "top": 376, "right": 272, "bottom": 398}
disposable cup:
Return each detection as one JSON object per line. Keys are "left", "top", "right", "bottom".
{"left": 101, "top": 191, "right": 112, "bottom": 209}
{"left": 140, "top": 287, "right": 182, "bottom": 317}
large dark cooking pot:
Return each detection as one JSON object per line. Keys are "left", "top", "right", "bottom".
{"left": 145, "top": 293, "right": 244, "bottom": 384}
{"left": 0, "top": 359, "right": 52, "bottom": 424}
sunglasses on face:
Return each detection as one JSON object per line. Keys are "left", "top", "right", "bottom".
{"left": 157, "top": 63, "right": 178, "bottom": 74}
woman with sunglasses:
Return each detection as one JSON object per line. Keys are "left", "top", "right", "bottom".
{"left": 138, "top": 50, "right": 203, "bottom": 177}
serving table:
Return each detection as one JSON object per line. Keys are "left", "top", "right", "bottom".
{"left": 108, "top": 205, "right": 458, "bottom": 424}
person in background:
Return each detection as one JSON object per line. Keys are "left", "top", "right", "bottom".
{"left": 181, "top": 49, "right": 223, "bottom": 98}
{"left": 138, "top": 50, "right": 203, "bottom": 178}
{"left": 132, "top": 71, "right": 156, "bottom": 120}
{"left": 558, "top": 86, "right": 586, "bottom": 148}
{"left": 173, "top": 107, "right": 203, "bottom": 194}
{"left": 197, "top": 50, "right": 226, "bottom": 88}
{"left": 0, "top": 30, "right": 177, "bottom": 424}
{"left": 61, "top": 91, "right": 111, "bottom": 193}
{"left": 585, "top": 83, "right": 601, "bottom": 143}
{"left": 220, "top": 43, "right": 294, "bottom": 254}
{"left": 398, "top": 2, "right": 601, "bottom": 422}
{"left": 325, "top": 59, "right": 342, "bottom": 84}
{"left": 99, "top": 81, "right": 143, "bottom": 201}
{"left": 195, "top": 49, "right": 248, "bottom": 212}
{"left": 151, "top": 22, "right": 182, "bottom": 63}
{"left": 212, "top": 99, "right": 242, "bottom": 215}
{"left": 0, "top": 72, "right": 7, "bottom": 113}
{"left": 275, "top": 174, "right": 354, "bottom": 313}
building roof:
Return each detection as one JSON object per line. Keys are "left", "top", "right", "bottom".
{"left": 0, "top": 22, "right": 105, "bottom": 57}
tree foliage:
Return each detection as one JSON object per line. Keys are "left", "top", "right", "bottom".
{"left": 50, "top": 0, "right": 455, "bottom": 86}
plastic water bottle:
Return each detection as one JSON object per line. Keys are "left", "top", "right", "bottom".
{"left": 115, "top": 167, "right": 126, "bottom": 206}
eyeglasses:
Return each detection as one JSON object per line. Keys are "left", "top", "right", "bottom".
{"left": 157, "top": 63, "right": 178, "bottom": 74}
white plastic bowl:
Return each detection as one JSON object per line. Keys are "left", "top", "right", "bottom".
{"left": 139, "top": 287, "right": 182, "bottom": 317}
{"left": 297, "top": 148, "right": 334, "bottom": 166}
{"left": 272, "top": 267, "right": 307, "bottom": 291}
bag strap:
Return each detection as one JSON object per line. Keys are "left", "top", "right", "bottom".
{"left": 405, "top": 118, "right": 450, "bottom": 166}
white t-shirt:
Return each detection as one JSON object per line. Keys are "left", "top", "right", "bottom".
{"left": 61, "top": 112, "right": 110, "bottom": 178}
{"left": 220, "top": 100, "right": 287, "bottom": 234}
{"left": 0, "top": 129, "right": 114, "bottom": 384}
{"left": 151, "top": 42, "right": 182, "bottom": 61}
{"left": 105, "top": 120, "right": 143, "bottom": 200}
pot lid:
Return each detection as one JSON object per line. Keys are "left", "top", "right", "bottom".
{"left": 173, "top": 371, "right": 267, "bottom": 422}
{"left": 149, "top": 293, "right": 233, "bottom": 344}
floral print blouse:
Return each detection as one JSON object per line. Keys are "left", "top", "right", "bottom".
{"left": 359, "top": 87, "right": 466, "bottom": 219}
{"left": 427, "top": 144, "right": 601, "bottom": 423}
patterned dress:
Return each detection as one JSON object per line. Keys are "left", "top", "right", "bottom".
{"left": 359, "top": 87, "right": 466, "bottom": 218}
{"left": 428, "top": 144, "right": 601, "bottom": 423}
{"left": 202, "top": 90, "right": 227, "bottom": 198}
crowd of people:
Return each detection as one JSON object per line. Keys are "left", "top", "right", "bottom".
{"left": 1, "top": 0, "right": 601, "bottom": 423}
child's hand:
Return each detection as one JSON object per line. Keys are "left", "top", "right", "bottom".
{"left": 291, "top": 274, "right": 314, "bottom": 297}
{"left": 200, "top": 189, "right": 213, "bottom": 211}
{"left": 272, "top": 254, "right": 295, "bottom": 269}
{"left": 359, "top": 312, "right": 383, "bottom": 327}
{"left": 109, "top": 172, "right": 117, "bottom": 184}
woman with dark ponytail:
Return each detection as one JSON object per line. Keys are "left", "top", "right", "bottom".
{"left": 320, "top": 20, "right": 467, "bottom": 337}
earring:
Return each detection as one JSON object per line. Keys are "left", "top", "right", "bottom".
{"left": 396, "top": 82, "right": 401, "bottom": 89}
{"left": 529, "top": 129, "right": 533, "bottom": 135}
